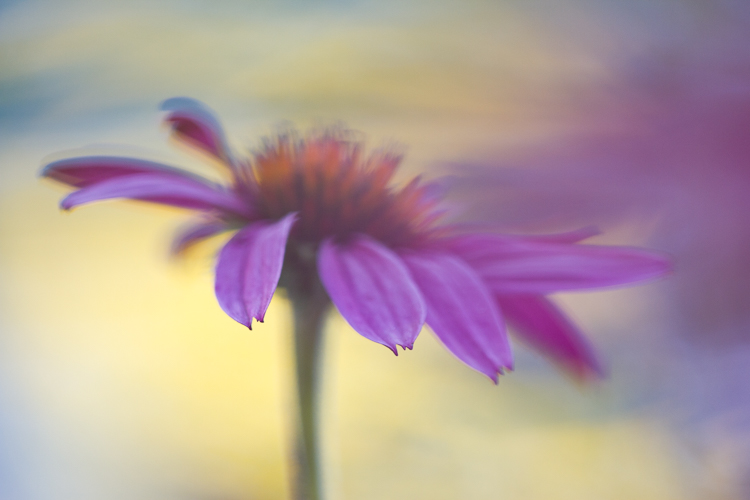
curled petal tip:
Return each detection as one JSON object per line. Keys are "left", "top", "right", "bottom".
{"left": 160, "top": 97, "right": 234, "bottom": 165}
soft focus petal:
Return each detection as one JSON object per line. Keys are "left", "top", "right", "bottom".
{"left": 161, "top": 97, "right": 234, "bottom": 165}
{"left": 318, "top": 235, "right": 425, "bottom": 353}
{"left": 518, "top": 226, "right": 600, "bottom": 244}
{"left": 41, "top": 156, "right": 205, "bottom": 188}
{"left": 444, "top": 227, "right": 600, "bottom": 246}
{"left": 401, "top": 251, "right": 512, "bottom": 381}
{"left": 214, "top": 214, "right": 297, "bottom": 328}
{"left": 170, "top": 219, "right": 229, "bottom": 256}
{"left": 60, "top": 172, "right": 251, "bottom": 216}
{"left": 496, "top": 294, "right": 604, "bottom": 379}
{"left": 451, "top": 236, "right": 671, "bottom": 294}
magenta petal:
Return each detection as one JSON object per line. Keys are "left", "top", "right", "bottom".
{"left": 60, "top": 172, "right": 251, "bottom": 216}
{"left": 452, "top": 237, "right": 671, "bottom": 294}
{"left": 214, "top": 230, "right": 252, "bottom": 327}
{"left": 41, "top": 156, "right": 205, "bottom": 188}
{"left": 446, "top": 229, "right": 600, "bottom": 264}
{"left": 497, "top": 294, "right": 604, "bottom": 379}
{"left": 214, "top": 213, "right": 297, "bottom": 328}
{"left": 401, "top": 251, "right": 513, "bottom": 381}
{"left": 161, "top": 97, "right": 234, "bottom": 164}
{"left": 171, "top": 219, "right": 229, "bottom": 256}
{"left": 318, "top": 235, "right": 426, "bottom": 353}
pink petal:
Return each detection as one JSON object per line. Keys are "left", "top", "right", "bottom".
{"left": 60, "top": 172, "right": 251, "bottom": 216}
{"left": 214, "top": 231, "right": 252, "bottom": 327}
{"left": 161, "top": 97, "right": 234, "bottom": 164}
{"left": 451, "top": 236, "right": 671, "bottom": 294}
{"left": 401, "top": 251, "right": 513, "bottom": 381}
{"left": 318, "top": 235, "right": 426, "bottom": 353}
{"left": 171, "top": 219, "right": 229, "bottom": 256}
{"left": 41, "top": 156, "right": 202, "bottom": 188}
{"left": 214, "top": 213, "right": 297, "bottom": 328}
{"left": 496, "top": 294, "right": 604, "bottom": 379}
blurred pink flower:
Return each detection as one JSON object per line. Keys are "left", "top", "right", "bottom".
{"left": 42, "top": 98, "right": 670, "bottom": 381}
{"left": 436, "top": 2, "right": 750, "bottom": 490}
{"left": 444, "top": 15, "right": 750, "bottom": 346}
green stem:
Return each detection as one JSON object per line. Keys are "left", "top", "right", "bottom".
{"left": 290, "top": 287, "right": 329, "bottom": 500}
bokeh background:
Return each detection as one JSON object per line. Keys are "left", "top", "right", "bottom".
{"left": 2, "top": 0, "right": 749, "bottom": 499}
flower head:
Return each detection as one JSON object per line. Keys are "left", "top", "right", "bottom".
{"left": 42, "top": 98, "right": 671, "bottom": 382}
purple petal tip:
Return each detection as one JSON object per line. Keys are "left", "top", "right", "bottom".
{"left": 60, "top": 195, "right": 77, "bottom": 211}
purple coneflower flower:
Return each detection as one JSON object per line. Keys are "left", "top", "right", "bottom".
{"left": 42, "top": 97, "right": 672, "bottom": 500}
{"left": 42, "top": 97, "right": 670, "bottom": 382}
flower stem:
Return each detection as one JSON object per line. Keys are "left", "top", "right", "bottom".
{"left": 289, "top": 285, "right": 330, "bottom": 500}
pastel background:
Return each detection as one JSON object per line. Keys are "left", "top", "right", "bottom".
{"left": 1, "top": 1, "right": 748, "bottom": 499}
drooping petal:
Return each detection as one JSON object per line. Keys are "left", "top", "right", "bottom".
{"left": 161, "top": 97, "right": 234, "bottom": 165}
{"left": 170, "top": 219, "right": 229, "bottom": 256}
{"left": 318, "top": 235, "right": 426, "bottom": 353}
{"left": 401, "top": 251, "right": 512, "bottom": 381}
{"left": 214, "top": 213, "right": 297, "bottom": 328}
{"left": 451, "top": 236, "right": 671, "bottom": 294}
{"left": 496, "top": 294, "right": 604, "bottom": 379}
{"left": 60, "top": 172, "right": 251, "bottom": 216}
{"left": 41, "top": 156, "right": 206, "bottom": 188}
{"left": 214, "top": 229, "right": 252, "bottom": 327}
